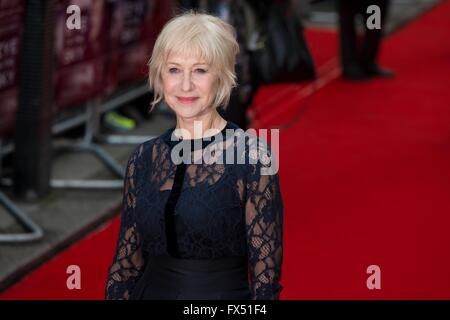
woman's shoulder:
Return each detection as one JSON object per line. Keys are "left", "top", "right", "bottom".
{"left": 222, "top": 125, "right": 279, "bottom": 177}
{"left": 145, "top": 126, "right": 178, "bottom": 150}
{"left": 126, "top": 130, "right": 170, "bottom": 165}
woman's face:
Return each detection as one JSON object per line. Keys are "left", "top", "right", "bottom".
{"left": 161, "top": 51, "right": 218, "bottom": 120}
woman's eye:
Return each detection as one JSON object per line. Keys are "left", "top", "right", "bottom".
{"left": 167, "top": 67, "right": 207, "bottom": 74}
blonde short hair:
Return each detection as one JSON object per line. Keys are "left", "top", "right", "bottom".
{"left": 148, "top": 11, "right": 240, "bottom": 111}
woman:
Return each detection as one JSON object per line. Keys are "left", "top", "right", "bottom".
{"left": 104, "top": 11, "right": 284, "bottom": 300}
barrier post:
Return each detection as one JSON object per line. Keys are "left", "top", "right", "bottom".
{"left": 14, "top": 0, "right": 55, "bottom": 199}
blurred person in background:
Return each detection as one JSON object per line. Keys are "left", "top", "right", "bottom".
{"left": 337, "top": 0, "right": 394, "bottom": 80}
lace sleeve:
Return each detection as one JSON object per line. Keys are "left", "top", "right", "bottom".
{"left": 245, "top": 141, "right": 284, "bottom": 300}
{"left": 105, "top": 145, "right": 146, "bottom": 300}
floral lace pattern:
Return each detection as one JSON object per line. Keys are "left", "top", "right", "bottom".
{"left": 105, "top": 122, "right": 283, "bottom": 300}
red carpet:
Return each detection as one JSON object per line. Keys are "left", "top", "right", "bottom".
{"left": 2, "top": 1, "right": 450, "bottom": 299}
{"left": 277, "top": 1, "right": 450, "bottom": 299}
{"left": 0, "top": 220, "right": 119, "bottom": 300}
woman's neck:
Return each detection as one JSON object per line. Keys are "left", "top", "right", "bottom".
{"left": 174, "top": 110, "right": 227, "bottom": 140}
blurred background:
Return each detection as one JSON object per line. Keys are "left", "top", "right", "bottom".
{"left": 1, "top": 0, "right": 450, "bottom": 299}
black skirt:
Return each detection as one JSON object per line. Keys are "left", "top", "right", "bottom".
{"left": 129, "top": 256, "right": 251, "bottom": 300}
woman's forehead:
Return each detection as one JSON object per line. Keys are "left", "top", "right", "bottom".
{"left": 165, "top": 50, "right": 211, "bottom": 66}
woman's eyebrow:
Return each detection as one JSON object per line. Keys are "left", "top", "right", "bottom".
{"left": 166, "top": 62, "right": 208, "bottom": 66}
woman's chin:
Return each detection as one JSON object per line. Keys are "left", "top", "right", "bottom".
{"left": 174, "top": 103, "right": 194, "bottom": 111}
{"left": 172, "top": 104, "right": 209, "bottom": 119}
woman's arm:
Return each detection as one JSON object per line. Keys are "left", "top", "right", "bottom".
{"left": 105, "top": 145, "right": 146, "bottom": 300}
{"left": 245, "top": 140, "right": 284, "bottom": 300}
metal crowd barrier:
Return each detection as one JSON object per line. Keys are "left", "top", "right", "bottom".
{"left": 50, "top": 84, "right": 156, "bottom": 190}
{"left": 0, "top": 140, "right": 44, "bottom": 243}
{"left": 0, "top": 0, "right": 173, "bottom": 243}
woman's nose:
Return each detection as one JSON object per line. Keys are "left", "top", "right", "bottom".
{"left": 181, "top": 72, "right": 194, "bottom": 91}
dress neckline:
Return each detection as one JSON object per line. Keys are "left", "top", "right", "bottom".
{"left": 162, "top": 121, "right": 238, "bottom": 150}
{"left": 172, "top": 121, "right": 229, "bottom": 141}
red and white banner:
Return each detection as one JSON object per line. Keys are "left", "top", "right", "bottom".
{"left": 53, "top": 0, "right": 106, "bottom": 111}
{"left": 117, "top": 0, "right": 173, "bottom": 85}
{"left": 0, "top": 0, "right": 24, "bottom": 137}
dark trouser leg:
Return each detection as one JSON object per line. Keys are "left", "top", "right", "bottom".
{"left": 360, "top": 0, "right": 390, "bottom": 69}
{"left": 221, "top": 48, "right": 262, "bottom": 130}
{"left": 338, "top": 0, "right": 359, "bottom": 71}
{"left": 220, "top": 88, "right": 248, "bottom": 130}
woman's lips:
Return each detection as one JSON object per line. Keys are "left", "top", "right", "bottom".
{"left": 177, "top": 96, "right": 199, "bottom": 104}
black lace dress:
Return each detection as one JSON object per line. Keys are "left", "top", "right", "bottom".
{"left": 104, "top": 121, "right": 283, "bottom": 300}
